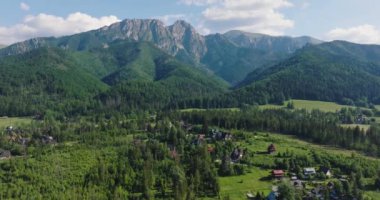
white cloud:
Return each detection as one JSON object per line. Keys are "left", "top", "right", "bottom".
{"left": 156, "top": 14, "right": 187, "bottom": 25}
{"left": 20, "top": 2, "right": 30, "bottom": 11}
{"left": 0, "top": 12, "right": 120, "bottom": 45}
{"left": 180, "top": 0, "right": 294, "bottom": 35}
{"left": 326, "top": 24, "right": 380, "bottom": 44}
{"left": 179, "top": 0, "right": 219, "bottom": 6}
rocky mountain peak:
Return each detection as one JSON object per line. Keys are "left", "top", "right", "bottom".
{"left": 168, "top": 20, "right": 207, "bottom": 61}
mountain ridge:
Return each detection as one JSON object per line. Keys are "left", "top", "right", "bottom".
{"left": 233, "top": 40, "right": 380, "bottom": 105}
{"left": 0, "top": 18, "right": 321, "bottom": 84}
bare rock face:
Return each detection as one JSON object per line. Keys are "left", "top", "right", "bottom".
{"left": 168, "top": 20, "right": 207, "bottom": 61}
{"left": 0, "top": 19, "right": 207, "bottom": 63}
{"left": 1, "top": 38, "right": 51, "bottom": 56}
{"left": 97, "top": 19, "right": 179, "bottom": 55}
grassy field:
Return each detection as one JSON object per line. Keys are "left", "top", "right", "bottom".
{"left": 217, "top": 131, "right": 380, "bottom": 199}
{"left": 340, "top": 124, "right": 371, "bottom": 131}
{"left": 181, "top": 100, "right": 380, "bottom": 114}
{"left": 0, "top": 117, "right": 32, "bottom": 129}
{"left": 219, "top": 167, "right": 272, "bottom": 199}
{"left": 365, "top": 191, "right": 380, "bottom": 200}
{"left": 259, "top": 100, "right": 359, "bottom": 112}
{"left": 180, "top": 108, "right": 240, "bottom": 112}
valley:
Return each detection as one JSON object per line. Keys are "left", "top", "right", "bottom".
{"left": 0, "top": 17, "right": 380, "bottom": 200}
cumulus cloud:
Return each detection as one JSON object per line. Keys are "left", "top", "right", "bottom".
{"left": 326, "top": 24, "right": 380, "bottom": 44}
{"left": 20, "top": 2, "right": 30, "bottom": 11}
{"left": 156, "top": 14, "right": 187, "bottom": 25}
{"left": 179, "top": 0, "right": 294, "bottom": 35}
{"left": 0, "top": 12, "right": 120, "bottom": 45}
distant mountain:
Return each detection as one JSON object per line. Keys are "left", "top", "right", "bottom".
{"left": 234, "top": 41, "right": 380, "bottom": 105}
{"left": 0, "top": 19, "right": 320, "bottom": 85}
{"left": 202, "top": 31, "right": 321, "bottom": 84}
{"left": 223, "top": 30, "right": 322, "bottom": 53}
{"left": 0, "top": 19, "right": 206, "bottom": 65}
{"left": 0, "top": 45, "right": 6, "bottom": 49}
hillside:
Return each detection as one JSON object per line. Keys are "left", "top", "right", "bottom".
{"left": 235, "top": 41, "right": 380, "bottom": 105}
{"left": 0, "top": 47, "right": 109, "bottom": 116}
{"left": 96, "top": 41, "right": 229, "bottom": 111}
{"left": 0, "top": 39, "right": 229, "bottom": 115}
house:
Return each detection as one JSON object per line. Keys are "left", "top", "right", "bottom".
{"left": 230, "top": 148, "right": 244, "bottom": 162}
{"left": 41, "top": 135, "right": 55, "bottom": 144}
{"left": 0, "top": 149, "right": 11, "bottom": 159}
{"left": 320, "top": 167, "right": 332, "bottom": 178}
{"left": 272, "top": 170, "right": 285, "bottom": 178}
{"left": 356, "top": 114, "right": 367, "bottom": 124}
{"left": 211, "top": 129, "right": 232, "bottom": 141}
{"left": 246, "top": 193, "right": 255, "bottom": 199}
{"left": 304, "top": 167, "right": 316, "bottom": 176}
{"left": 5, "top": 126, "right": 13, "bottom": 134}
{"left": 192, "top": 134, "right": 206, "bottom": 145}
{"left": 267, "top": 144, "right": 276, "bottom": 154}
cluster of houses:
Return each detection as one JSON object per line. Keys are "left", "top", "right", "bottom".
{"left": 265, "top": 143, "right": 336, "bottom": 199}
{"left": 210, "top": 129, "right": 233, "bottom": 141}
{"left": 271, "top": 167, "right": 331, "bottom": 179}
{"left": 0, "top": 125, "right": 57, "bottom": 159}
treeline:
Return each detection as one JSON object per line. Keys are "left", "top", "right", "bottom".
{"left": 171, "top": 108, "right": 380, "bottom": 156}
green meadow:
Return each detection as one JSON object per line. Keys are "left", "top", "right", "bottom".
{"left": 0, "top": 117, "right": 32, "bottom": 129}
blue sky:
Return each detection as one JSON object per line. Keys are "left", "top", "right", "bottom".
{"left": 0, "top": 0, "right": 379, "bottom": 45}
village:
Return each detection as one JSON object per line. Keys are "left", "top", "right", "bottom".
{"left": 0, "top": 118, "right": 373, "bottom": 199}
{"left": 178, "top": 121, "right": 355, "bottom": 200}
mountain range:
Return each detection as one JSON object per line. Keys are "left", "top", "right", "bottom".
{"left": 0, "top": 19, "right": 320, "bottom": 85}
{"left": 0, "top": 18, "right": 379, "bottom": 115}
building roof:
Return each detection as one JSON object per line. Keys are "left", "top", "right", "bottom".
{"left": 272, "top": 170, "right": 285, "bottom": 175}
{"left": 304, "top": 167, "right": 316, "bottom": 172}
{"left": 320, "top": 166, "right": 331, "bottom": 174}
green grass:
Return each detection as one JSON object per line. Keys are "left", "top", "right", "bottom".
{"left": 260, "top": 99, "right": 365, "bottom": 112}
{"left": 340, "top": 124, "right": 371, "bottom": 131}
{"left": 0, "top": 117, "right": 32, "bottom": 129}
{"left": 219, "top": 167, "right": 272, "bottom": 199}
{"left": 180, "top": 108, "right": 240, "bottom": 112}
{"left": 181, "top": 100, "right": 379, "bottom": 114}
{"left": 365, "top": 191, "right": 380, "bottom": 200}
{"left": 218, "top": 131, "right": 380, "bottom": 199}
{"left": 290, "top": 100, "right": 354, "bottom": 112}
